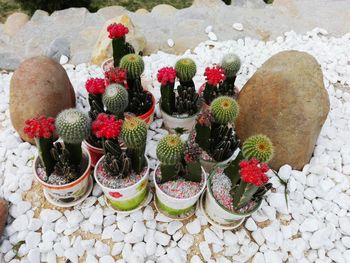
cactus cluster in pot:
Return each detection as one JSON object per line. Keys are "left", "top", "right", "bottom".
{"left": 92, "top": 113, "right": 150, "bottom": 211}
{"left": 194, "top": 96, "right": 240, "bottom": 170}
{"left": 24, "top": 109, "right": 92, "bottom": 206}
{"left": 202, "top": 53, "right": 241, "bottom": 105}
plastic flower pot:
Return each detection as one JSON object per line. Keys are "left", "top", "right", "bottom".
{"left": 94, "top": 155, "right": 150, "bottom": 211}
{"left": 200, "top": 150, "right": 236, "bottom": 173}
{"left": 160, "top": 107, "right": 199, "bottom": 134}
{"left": 101, "top": 58, "right": 114, "bottom": 73}
{"left": 83, "top": 140, "right": 104, "bottom": 167}
{"left": 204, "top": 170, "right": 262, "bottom": 225}
{"left": 33, "top": 147, "right": 92, "bottom": 206}
{"left": 153, "top": 164, "right": 207, "bottom": 218}
{"left": 125, "top": 92, "right": 155, "bottom": 126}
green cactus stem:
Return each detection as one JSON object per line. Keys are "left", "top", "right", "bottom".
{"left": 112, "top": 36, "right": 135, "bottom": 68}
{"left": 125, "top": 78, "right": 153, "bottom": 116}
{"left": 242, "top": 134, "right": 274, "bottom": 163}
{"left": 88, "top": 93, "right": 104, "bottom": 120}
{"left": 120, "top": 54, "right": 145, "bottom": 80}
{"left": 182, "top": 143, "right": 202, "bottom": 183}
{"left": 210, "top": 96, "right": 239, "bottom": 124}
{"left": 175, "top": 85, "right": 199, "bottom": 116}
{"left": 103, "top": 139, "right": 131, "bottom": 178}
{"left": 121, "top": 117, "right": 147, "bottom": 173}
{"left": 55, "top": 109, "right": 90, "bottom": 165}
{"left": 102, "top": 84, "right": 129, "bottom": 118}
{"left": 231, "top": 181, "right": 259, "bottom": 209}
{"left": 203, "top": 83, "right": 218, "bottom": 105}
{"left": 35, "top": 137, "right": 55, "bottom": 177}
{"left": 221, "top": 53, "right": 241, "bottom": 85}
{"left": 175, "top": 58, "right": 197, "bottom": 87}
{"left": 160, "top": 83, "right": 176, "bottom": 115}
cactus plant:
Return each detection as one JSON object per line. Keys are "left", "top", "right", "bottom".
{"left": 120, "top": 54, "right": 145, "bottom": 80}
{"left": 158, "top": 67, "right": 177, "bottom": 115}
{"left": 175, "top": 58, "right": 197, "bottom": 86}
{"left": 221, "top": 53, "right": 241, "bottom": 79}
{"left": 121, "top": 117, "right": 147, "bottom": 173}
{"left": 182, "top": 143, "right": 202, "bottom": 183}
{"left": 107, "top": 23, "right": 135, "bottom": 67}
{"left": 242, "top": 134, "right": 274, "bottom": 163}
{"left": 175, "top": 85, "right": 199, "bottom": 116}
{"left": 126, "top": 78, "right": 153, "bottom": 116}
{"left": 203, "top": 65, "right": 226, "bottom": 105}
{"left": 210, "top": 96, "right": 239, "bottom": 124}
{"left": 56, "top": 109, "right": 90, "bottom": 165}
{"left": 102, "top": 84, "right": 129, "bottom": 118}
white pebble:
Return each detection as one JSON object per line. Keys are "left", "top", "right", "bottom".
{"left": 232, "top": 23, "right": 244, "bottom": 31}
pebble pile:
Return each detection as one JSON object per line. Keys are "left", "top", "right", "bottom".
{"left": 0, "top": 28, "right": 350, "bottom": 262}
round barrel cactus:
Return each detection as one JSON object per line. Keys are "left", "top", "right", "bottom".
{"left": 156, "top": 135, "right": 184, "bottom": 165}
{"left": 210, "top": 96, "right": 239, "bottom": 124}
{"left": 242, "top": 134, "right": 274, "bottom": 163}
{"left": 120, "top": 54, "right": 145, "bottom": 79}
{"left": 221, "top": 53, "right": 241, "bottom": 78}
{"left": 102, "top": 84, "right": 129, "bottom": 116}
{"left": 121, "top": 117, "right": 147, "bottom": 149}
{"left": 175, "top": 58, "right": 197, "bottom": 82}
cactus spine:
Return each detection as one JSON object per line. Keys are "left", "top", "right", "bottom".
{"left": 36, "top": 137, "right": 55, "bottom": 177}
{"left": 175, "top": 58, "right": 197, "bottom": 87}
{"left": 157, "top": 135, "right": 184, "bottom": 183}
{"left": 242, "top": 134, "right": 274, "bottom": 163}
{"left": 210, "top": 96, "right": 239, "bottom": 124}
{"left": 55, "top": 109, "right": 90, "bottom": 165}
{"left": 102, "top": 84, "right": 128, "bottom": 118}
{"left": 120, "top": 54, "right": 145, "bottom": 80}
{"left": 121, "top": 117, "right": 147, "bottom": 173}
{"left": 175, "top": 85, "right": 199, "bottom": 116}
{"left": 221, "top": 53, "right": 241, "bottom": 79}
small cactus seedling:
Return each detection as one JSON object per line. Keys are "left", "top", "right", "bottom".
{"left": 107, "top": 23, "right": 135, "bottom": 67}
{"left": 120, "top": 54, "right": 145, "bottom": 80}
{"left": 242, "top": 134, "right": 274, "bottom": 163}
{"left": 103, "top": 140, "right": 131, "bottom": 179}
{"left": 210, "top": 96, "right": 239, "bottom": 124}
{"left": 102, "top": 84, "right": 129, "bottom": 118}
{"left": 121, "top": 117, "right": 147, "bottom": 173}
{"left": 55, "top": 109, "right": 90, "bottom": 165}
{"left": 175, "top": 58, "right": 197, "bottom": 87}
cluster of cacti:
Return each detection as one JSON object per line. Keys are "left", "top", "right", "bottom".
{"left": 103, "top": 140, "right": 131, "bottom": 178}
{"left": 182, "top": 143, "right": 202, "bottom": 183}
{"left": 121, "top": 117, "right": 147, "bottom": 173}
{"left": 102, "top": 84, "right": 129, "bottom": 118}
{"left": 195, "top": 96, "right": 240, "bottom": 162}
{"left": 175, "top": 85, "right": 199, "bottom": 116}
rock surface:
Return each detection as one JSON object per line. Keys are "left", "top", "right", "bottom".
{"left": 3, "top": 12, "right": 29, "bottom": 36}
{"left": 9, "top": 56, "right": 76, "bottom": 144}
{"left": 235, "top": 50, "right": 329, "bottom": 170}
{"left": 0, "top": 199, "right": 8, "bottom": 236}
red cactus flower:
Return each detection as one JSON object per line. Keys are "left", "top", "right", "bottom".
{"left": 85, "top": 78, "right": 106, "bottom": 95}
{"left": 204, "top": 65, "right": 226, "bottom": 86}
{"left": 105, "top": 67, "right": 127, "bottom": 85}
{"left": 107, "top": 23, "right": 129, "bottom": 39}
{"left": 157, "top": 67, "right": 176, "bottom": 85}
{"left": 92, "top": 113, "right": 123, "bottom": 139}
{"left": 239, "top": 158, "right": 269, "bottom": 187}
{"left": 23, "top": 116, "right": 55, "bottom": 139}
{"left": 109, "top": 192, "right": 123, "bottom": 198}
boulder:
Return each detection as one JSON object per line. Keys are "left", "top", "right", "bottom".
{"left": 90, "top": 15, "right": 146, "bottom": 66}
{"left": 0, "top": 199, "right": 8, "bottom": 237}
{"left": 151, "top": 4, "right": 178, "bottom": 16}
{"left": 10, "top": 56, "right": 76, "bottom": 144}
{"left": 235, "top": 51, "right": 329, "bottom": 170}
{"left": 45, "top": 37, "right": 70, "bottom": 62}
{"left": 3, "top": 12, "right": 29, "bottom": 36}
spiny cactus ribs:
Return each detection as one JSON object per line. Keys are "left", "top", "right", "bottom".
{"left": 210, "top": 96, "right": 239, "bottom": 124}
{"left": 175, "top": 58, "right": 197, "bottom": 87}
{"left": 102, "top": 84, "right": 129, "bottom": 117}
{"left": 103, "top": 152, "right": 131, "bottom": 179}
{"left": 120, "top": 54, "right": 145, "bottom": 80}
{"left": 242, "top": 134, "right": 274, "bottom": 163}
{"left": 221, "top": 53, "right": 241, "bottom": 79}
{"left": 125, "top": 78, "right": 153, "bottom": 116}
{"left": 175, "top": 85, "right": 199, "bottom": 116}
{"left": 182, "top": 143, "right": 202, "bottom": 183}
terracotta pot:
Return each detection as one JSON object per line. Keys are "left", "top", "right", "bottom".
{"left": 33, "top": 147, "right": 92, "bottom": 205}
{"left": 83, "top": 140, "right": 104, "bottom": 167}
{"left": 94, "top": 155, "right": 150, "bottom": 211}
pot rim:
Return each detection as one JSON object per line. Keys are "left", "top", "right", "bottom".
{"left": 153, "top": 163, "right": 207, "bottom": 202}
{"left": 33, "top": 146, "right": 91, "bottom": 190}
{"left": 201, "top": 149, "right": 236, "bottom": 165}
{"left": 83, "top": 140, "right": 103, "bottom": 152}
{"left": 159, "top": 98, "right": 201, "bottom": 120}
{"left": 207, "top": 170, "right": 262, "bottom": 216}
{"left": 94, "top": 154, "right": 150, "bottom": 192}
{"left": 125, "top": 91, "right": 155, "bottom": 120}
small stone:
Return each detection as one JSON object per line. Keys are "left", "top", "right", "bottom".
{"left": 99, "top": 255, "right": 115, "bottom": 263}
{"left": 26, "top": 232, "right": 41, "bottom": 249}
{"left": 111, "top": 242, "right": 124, "bottom": 256}
{"left": 143, "top": 206, "right": 154, "bottom": 221}
{"left": 204, "top": 229, "right": 223, "bottom": 245}
{"left": 112, "top": 230, "right": 125, "bottom": 242}
{"left": 86, "top": 254, "right": 98, "bottom": 263}
{"left": 130, "top": 210, "right": 144, "bottom": 221}
{"left": 173, "top": 231, "right": 183, "bottom": 242}
{"left": 42, "top": 230, "right": 57, "bottom": 242}
{"left": 28, "top": 218, "right": 42, "bottom": 231}
{"left": 167, "top": 39, "right": 175, "bottom": 48}
{"left": 101, "top": 225, "right": 116, "bottom": 240}
{"left": 186, "top": 219, "right": 201, "bottom": 234}
{"left": 223, "top": 231, "right": 238, "bottom": 247}
{"left": 199, "top": 241, "right": 211, "bottom": 261}
{"left": 178, "top": 234, "right": 194, "bottom": 251}
{"left": 208, "top": 32, "right": 217, "bottom": 41}
{"left": 155, "top": 231, "right": 171, "bottom": 246}
{"left": 95, "top": 241, "right": 110, "bottom": 257}
{"left": 12, "top": 214, "right": 28, "bottom": 231}
{"left": 245, "top": 218, "right": 258, "bottom": 231}
{"left": 339, "top": 217, "right": 350, "bottom": 235}
{"left": 145, "top": 237, "right": 157, "bottom": 257}
{"left": 117, "top": 217, "right": 134, "bottom": 233}
{"left": 300, "top": 218, "right": 319, "bottom": 232}
{"left": 205, "top": 25, "right": 213, "bottom": 33}
{"left": 89, "top": 207, "right": 103, "bottom": 225}
{"left": 28, "top": 248, "right": 40, "bottom": 263}
{"left": 232, "top": 23, "right": 244, "bottom": 31}
{"left": 166, "top": 221, "right": 183, "bottom": 235}
{"left": 190, "top": 255, "right": 203, "bottom": 263}
{"left": 40, "top": 209, "right": 62, "bottom": 223}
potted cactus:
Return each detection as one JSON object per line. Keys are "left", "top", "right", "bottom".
{"left": 93, "top": 113, "right": 150, "bottom": 211}
{"left": 199, "top": 53, "right": 241, "bottom": 108}
{"left": 193, "top": 96, "right": 240, "bottom": 172}
{"left": 204, "top": 134, "right": 274, "bottom": 228}
{"left": 102, "top": 23, "right": 135, "bottom": 72}
{"left": 158, "top": 61, "right": 201, "bottom": 133}
{"left": 27, "top": 109, "right": 92, "bottom": 206}
{"left": 119, "top": 54, "right": 155, "bottom": 125}
{"left": 153, "top": 134, "right": 206, "bottom": 219}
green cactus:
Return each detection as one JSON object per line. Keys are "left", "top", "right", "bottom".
{"left": 120, "top": 54, "right": 145, "bottom": 80}
{"left": 175, "top": 85, "right": 199, "bottom": 116}
{"left": 36, "top": 137, "right": 55, "bottom": 177}
{"left": 175, "top": 58, "right": 197, "bottom": 86}
{"left": 112, "top": 37, "right": 135, "bottom": 68}
{"left": 210, "top": 96, "right": 239, "bottom": 124}
{"left": 182, "top": 143, "right": 202, "bottom": 183}
{"left": 242, "top": 134, "right": 274, "bottom": 163}
{"left": 55, "top": 109, "right": 90, "bottom": 165}
{"left": 102, "top": 84, "right": 128, "bottom": 118}
{"left": 160, "top": 83, "right": 176, "bottom": 115}
{"left": 121, "top": 117, "right": 147, "bottom": 173}
{"left": 157, "top": 135, "right": 184, "bottom": 183}
{"left": 221, "top": 53, "right": 241, "bottom": 79}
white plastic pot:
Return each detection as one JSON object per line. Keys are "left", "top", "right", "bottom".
{"left": 94, "top": 155, "right": 150, "bottom": 211}
{"left": 153, "top": 164, "right": 207, "bottom": 217}
{"left": 200, "top": 150, "right": 236, "bottom": 173}
{"left": 161, "top": 108, "right": 198, "bottom": 134}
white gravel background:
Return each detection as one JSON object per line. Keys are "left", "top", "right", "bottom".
{"left": 0, "top": 28, "right": 350, "bottom": 263}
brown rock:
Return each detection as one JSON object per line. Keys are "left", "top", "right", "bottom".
{"left": 235, "top": 51, "right": 329, "bottom": 170}
{"left": 10, "top": 56, "right": 76, "bottom": 144}
{"left": 3, "top": 12, "right": 30, "bottom": 36}
{"left": 0, "top": 199, "right": 8, "bottom": 237}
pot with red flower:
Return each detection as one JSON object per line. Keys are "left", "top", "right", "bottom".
{"left": 101, "top": 23, "right": 134, "bottom": 72}
{"left": 203, "top": 134, "right": 274, "bottom": 228}
{"left": 158, "top": 58, "right": 201, "bottom": 134}
{"left": 83, "top": 78, "right": 107, "bottom": 166}
{"left": 27, "top": 109, "right": 92, "bottom": 207}
{"left": 93, "top": 113, "right": 150, "bottom": 211}
{"left": 193, "top": 96, "right": 240, "bottom": 172}
{"left": 153, "top": 135, "right": 206, "bottom": 219}
{"left": 199, "top": 53, "right": 241, "bottom": 109}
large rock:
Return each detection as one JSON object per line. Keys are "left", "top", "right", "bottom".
{"left": 3, "top": 12, "right": 29, "bottom": 36}
{"left": 10, "top": 56, "right": 76, "bottom": 144}
{"left": 90, "top": 15, "right": 146, "bottom": 66}
{"left": 235, "top": 51, "right": 329, "bottom": 170}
